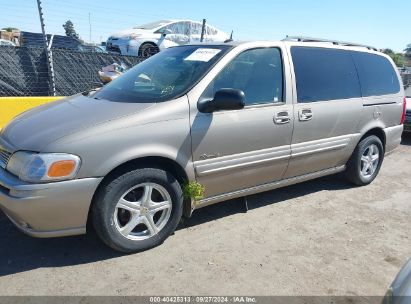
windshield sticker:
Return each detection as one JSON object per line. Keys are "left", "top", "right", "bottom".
{"left": 184, "top": 48, "right": 221, "bottom": 62}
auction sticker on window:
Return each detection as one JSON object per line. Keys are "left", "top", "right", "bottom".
{"left": 185, "top": 48, "right": 221, "bottom": 62}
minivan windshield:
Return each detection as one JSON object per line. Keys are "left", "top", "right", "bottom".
{"left": 93, "top": 45, "right": 231, "bottom": 103}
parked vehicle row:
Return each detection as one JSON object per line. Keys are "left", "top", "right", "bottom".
{"left": 0, "top": 38, "right": 406, "bottom": 253}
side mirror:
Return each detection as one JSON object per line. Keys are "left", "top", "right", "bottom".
{"left": 198, "top": 88, "right": 245, "bottom": 113}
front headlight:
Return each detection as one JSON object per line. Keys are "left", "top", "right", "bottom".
{"left": 6, "top": 152, "right": 81, "bottom": 183}
{"left": 128, "top": 34, "right": 142, "bottom": 40}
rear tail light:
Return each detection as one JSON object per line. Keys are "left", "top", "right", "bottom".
{"left": 401, "top": 97, "right": 406, "bottom": 124}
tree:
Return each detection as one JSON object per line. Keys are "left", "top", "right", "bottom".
{"left": 383, "top": 48, "right": 394, "bottom": 54}
{"left": 1, "top": 27, "right": 19, "bottom": 32}
{"left": 405, "top": 43, "right": 411, "bottom": 58}
{"left": 383, "top": 49, "right": 404, "bottom": 67}
{"left": 62, "top": 20, "right": 79, "bottom": 40}
{"left": 391, "top": 53, "right": 405, "bottom": 67}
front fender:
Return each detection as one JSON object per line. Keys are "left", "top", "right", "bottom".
{"left": 43, "top": 96, "right": 195, "bottom": 182}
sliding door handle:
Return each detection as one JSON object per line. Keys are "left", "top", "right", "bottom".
{"left": 299, "top": 109, "right": 313, "bottom": 121}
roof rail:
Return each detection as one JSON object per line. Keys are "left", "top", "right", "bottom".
{"left": 282, "top": 36, "right": 378, "bottom": 51}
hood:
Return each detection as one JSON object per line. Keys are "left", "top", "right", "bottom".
{"left": 0, "top": 94, "right": 155, "bottom": 151}
{"left": 110, "top": 28, "right": 152, "bottom": 39}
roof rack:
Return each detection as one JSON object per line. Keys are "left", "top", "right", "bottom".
{"left": 282, "top": 36, "right": 378, "bottom": 51}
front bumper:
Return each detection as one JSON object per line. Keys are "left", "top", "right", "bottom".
{"left": 0, "top": 166, "right": 102, "bottom": 238}
{"left": 106, "top": 38, "right": 141, "bottom": 56}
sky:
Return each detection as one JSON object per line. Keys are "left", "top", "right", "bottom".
{"left": 1, "top": 0, "right": 409, "bottom": 52}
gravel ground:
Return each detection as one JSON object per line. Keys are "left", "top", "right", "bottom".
{"left": 0, "top": 135, "right": 410, "bottom": 296}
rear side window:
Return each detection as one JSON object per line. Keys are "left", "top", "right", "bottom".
{"left": 291, "top": 47, "right": 361, "bottom": 103}
{"left": 351, "top": 52, "right": 400, "bottom": 97}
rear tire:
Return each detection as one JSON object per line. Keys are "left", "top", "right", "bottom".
{"left": 138, "top": 43, "right": 159, "bottom": 58}
{"left": 92, "top": 168, "right": 183, "bottom": 253}
{"left": 345, "top": 135, "right": 384, "bottom": 186}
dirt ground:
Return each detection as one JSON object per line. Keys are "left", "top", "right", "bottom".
{"left": 0, "top": 135, "right": 410, "bottom": 296}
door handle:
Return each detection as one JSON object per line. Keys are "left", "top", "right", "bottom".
{"left": 299, "top": 109, "right": 313, "bottom": 121}
{"left": 274, "top": 111, "right": 291, "bottom": 124}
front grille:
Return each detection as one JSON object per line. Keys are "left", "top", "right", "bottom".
{"left": 0, "top": 148, "right": 11, "bottom": 169}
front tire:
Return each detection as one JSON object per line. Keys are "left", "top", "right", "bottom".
{"left": 92, "top": 168, "right": 183, "bottom": 253}
{"left": 345, "top": 135, "right": 384, "bottom": 186}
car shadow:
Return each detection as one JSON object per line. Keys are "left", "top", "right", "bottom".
{"left": 179, "top": 173, "right": 351, "bottom": 229}
{"left": 0, "top": 173, "right": 351, "bottom": 277}
{"left": 0, "top": 217, "right": 122, "bottom": 276}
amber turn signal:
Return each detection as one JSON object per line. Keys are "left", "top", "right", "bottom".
{"left": 47, "top": 160, "right": 77, "bottom": 177}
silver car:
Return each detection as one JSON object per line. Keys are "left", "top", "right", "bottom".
{"left": 384, "top": 258, "right": 411, "bottom": 304}
{"left": 0, "top": 38, "right": 406, "bottom": 252}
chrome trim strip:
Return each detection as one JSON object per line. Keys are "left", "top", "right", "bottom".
{"left": 196, "top": 155, "right": 290, "bottom": 176}
{"left": 291, "top": 143, "right": 347, "bottom": 158}
{"left": 290, "top": 135, "right": 354, "bottom": 158}
{"left": 195, "top": 165, "right": 346, "bottom": 209}
{"left": 194, "top": 145, "right": 290, "bottom": 177}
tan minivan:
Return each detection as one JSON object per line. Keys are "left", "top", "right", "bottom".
{"left": 0, "top": 37, "right": 406, "bottom": 252}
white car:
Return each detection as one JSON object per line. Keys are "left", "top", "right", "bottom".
{"left": 0, "top": 39, "right": 15, "bottom": 46}
{"left": 106, "top": 19, "right": 229, "bottom": 57}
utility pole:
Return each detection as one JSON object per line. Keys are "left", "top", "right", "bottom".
{"left": 88, "top": 12, "right": 92, "bottom": 44}
{"left": 36, "top": 0, "right": 56, "bottom": 96}
{"left": 200, "top": 19, "right": 206, "bottom": 43}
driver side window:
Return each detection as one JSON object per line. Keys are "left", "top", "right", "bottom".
{"left": 202, "top": 48, "right": 283, "bottom": 106}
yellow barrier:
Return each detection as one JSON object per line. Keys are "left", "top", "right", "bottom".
{"left": 0, "top": 96, "right": 64, "bottom": 129}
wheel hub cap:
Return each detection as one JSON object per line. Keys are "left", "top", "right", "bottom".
{"left": 360, "top": 144, "right": 379, "bottom": 178}
{"left": 113, "top": 183, "right": 172, "bottom": 241}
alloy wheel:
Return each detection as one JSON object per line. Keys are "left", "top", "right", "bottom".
{"left": 113, "top": 183, "right": 172, "bottom": 240}
{"left": 360, "top": 144, "right": 379, "bottom": 178}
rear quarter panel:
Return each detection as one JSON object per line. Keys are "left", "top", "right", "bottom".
{"left": 351, "top": 52, "right": 404, "bottom": 152}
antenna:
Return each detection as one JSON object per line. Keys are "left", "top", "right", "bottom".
{"left": 224, "top": 30, "right": 234, "bottom": 43}
{"left": 200, "top": 19, "right": 206, "bottom": 43}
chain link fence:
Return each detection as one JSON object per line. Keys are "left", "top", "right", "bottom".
{"left": 0, "top": 46, "right": 50, "bottom": 96}
{"left": 53, "top": 49, "right": 142, "bottom": 96}
{"left": 0, "top": 46, "right": 144, "bottom": 96}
